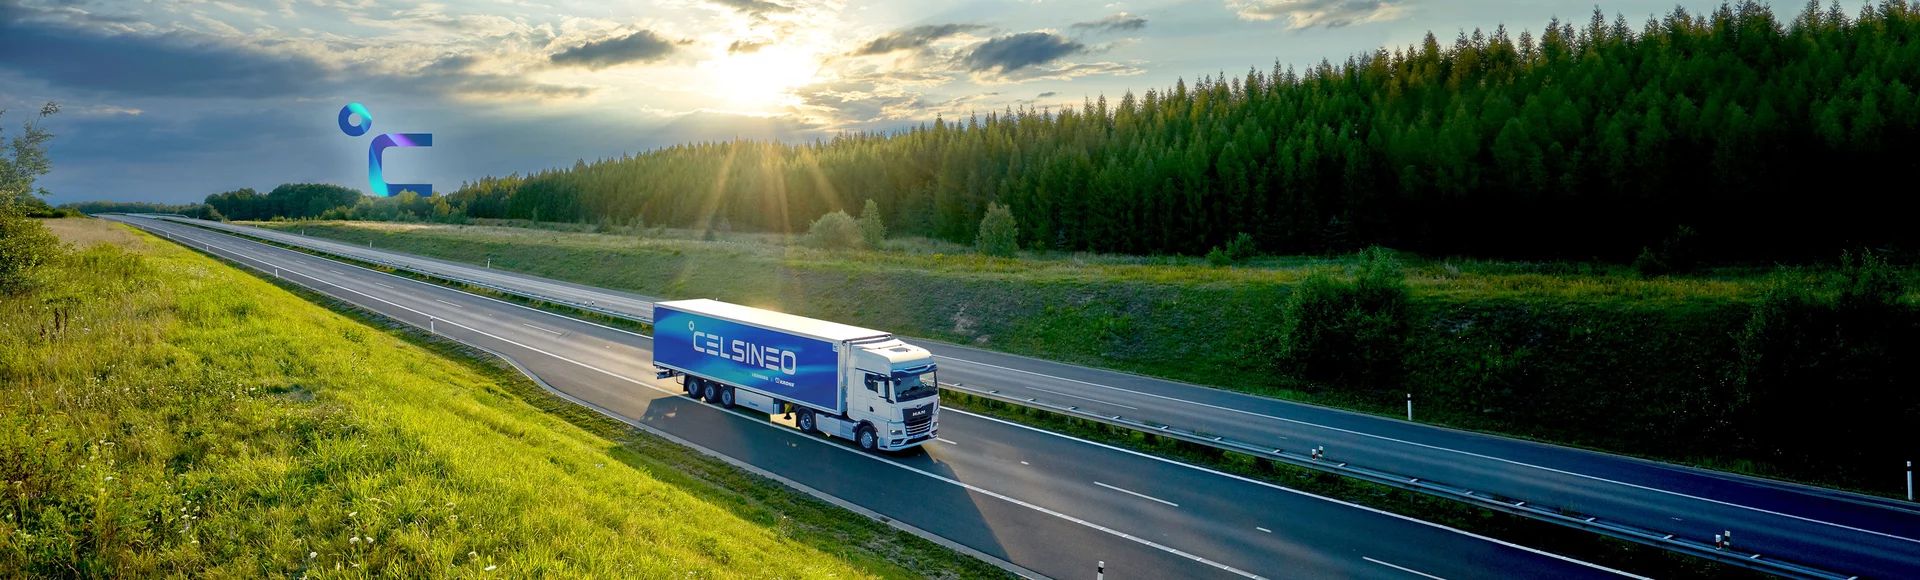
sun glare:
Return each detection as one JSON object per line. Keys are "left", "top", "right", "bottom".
{"left": 705, "top": 47, "right": 821, "bottom": 112}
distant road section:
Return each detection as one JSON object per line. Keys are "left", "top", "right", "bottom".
{"left": 106, "top": 214, "right": 1660, "bottom": 580}
{"left": 156, "top": 216, "right": 1920, "bottom": 579}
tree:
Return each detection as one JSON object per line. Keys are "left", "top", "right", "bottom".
{"left": 857, "top": 199, "right": 887, "bottom": 248}
{"left": 0, "top": 102, "right": 63, "bottom": 293}
{"left": 975, "top": 202, "right": 1019, "bottom": 257}
{"left": 805, "top": 210, "right": 862, "bottom": 249}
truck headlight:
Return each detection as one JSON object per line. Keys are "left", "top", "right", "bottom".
{"left": 890, "top": 429, "right": 903, "bottom": 435}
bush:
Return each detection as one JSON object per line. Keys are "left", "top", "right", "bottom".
{"left": 1731, "top": 251, "right": 1915, "bottom": 475}
{"left": 1206, "top": 232, "right": 1258, "bottom": 266}
{"left": 975, "top": 203, "right": 1018, "bottom": 257}
{"left": 1269, "top": 247, "right": 1411, "bottom": 391}
{"left": 0, "top": 211, "right": 64, "bottom": 293}
{"left": 1632, "top": 225, "right": 1701, "bottom": 278}
{"left": 805, "top": 210, "right": 862, "bottom": 249}
{"left": 857, "top": 199, "right": 886, "bottom": 248}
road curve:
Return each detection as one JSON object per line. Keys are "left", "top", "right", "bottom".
{"left": 162, "top": 215, "right": 1920, "bottom": 579}
{"left": 112, "top": 214, "right": 1645, "bottom": 580}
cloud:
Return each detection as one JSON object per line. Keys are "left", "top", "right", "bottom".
{"left": 708, "top": 0, "right": 793, "bottom": 20}
{"left": 961, "top": 32, "right": 1085, "bottom": 74}
{"left": 728, "top": 39, "right": 770, "bottom": 54}
{"left": 549, "top": 30, "right": 680, "bottom": 70}
{"left": 1227, "top": 0, "right": 1407, "bottom": 28}
{"left": 1070, "top": 13, "right": 1147, "bottom": 33}
{"left": 0, "top": 1, "right": 325, "bottom": 98}
{"left": 852, "top": 23, "right": 983, "bottom": 56}
{"left": 1036, "top": 91, "right": 1057, "bottom": 98}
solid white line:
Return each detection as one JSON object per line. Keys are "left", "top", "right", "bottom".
{"left": 148, "top": 224, "right": 1270, "bottom": 580}
{"left": 944, "top": 408, "right": 1650, "bottom": 579}
{"left": 522, "top": 323, "right": 563, "bottom": 336}
{"left": 936, "top": 354, "right": 1920, "bottom": 545}
{"left": 434, "top": 299, "right": 464, "bottom": 308}
{"left": 1364, "top": 557, "right": 1448, "bottom": 580}
{"left": 1256, "top": 527, "right": 1272, "bottom": 533}
{"left": 937, "top": 438, "right": 958, "bottom": 445}
{"left": 1095, "top": 481, "right": 1179, "bottom": 507}
{"left": 1025, "top": 385, "right": 1140, "bottom": 410}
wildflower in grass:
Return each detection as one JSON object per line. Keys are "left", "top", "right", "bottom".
{"left": 485, "top": 565, "right": 497, "bottom": 571}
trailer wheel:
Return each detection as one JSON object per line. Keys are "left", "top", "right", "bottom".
{"left": 718, "top": 386, "right": 735, "bottom": 408}
{"left": 856, "top": 424, "right": 879, "bottom": 452}
{"left": 683, "top": 377, "right": 697, "bottom": 395}
{"left": 701, "top": 381, "right": 720, "bottom": 404}
{"left": 796, "top": 409, "right": 817, "bottom": 434}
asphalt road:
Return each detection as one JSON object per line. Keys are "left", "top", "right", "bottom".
{"left": 162, "top": 215, "right": 1920, "bottom": 579}
{"left": 109, "top": 214, "right": 1649, "bottom": 580}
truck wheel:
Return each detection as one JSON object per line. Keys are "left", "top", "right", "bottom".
{"left": 701, "top": 381, "right": 720, "bottom": 404}
{"left": 796, "top": 409, "right": 817, "bottom": 433}
{"left": 856, "top": 424, "right": 879, "bottom": 452}
{"left": 684, "top": 378, "right": 697, "bottom": 395}
{"left": 718, "top": 386, "right": 735, "bottom": 408}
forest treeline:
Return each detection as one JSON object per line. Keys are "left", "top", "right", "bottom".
{"left": 427, "top": 1, "right": 1920, "bottom": 262}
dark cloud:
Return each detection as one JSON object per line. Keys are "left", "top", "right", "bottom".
{"left": 708, "top": 0, "right": 792, "bottom": 19}
{"left": 1036, "top": 91, "right": 1057, "bottom": 98}
{"left": 549, "top": 30, "right": 679, "bottom": 70}
{"left": 961, "top": 32, "right": 1085, "bottom": 73}
{"left": 728, "top": 39, "right": 770, "bottom": 54}
{"left": 1070, "top": 13, "right": 1147, "bottom": 33}
{"left": 0, "top": 1, "right": 325, "bottom": 98}
{"left": 853, "top": 23, "right": 983, "bottom": 56}
{"left": 1229, "top": 0, "right": 1406, "bottom": 28}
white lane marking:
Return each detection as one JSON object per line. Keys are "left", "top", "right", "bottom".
{"left": 329, "top": 269, "right": 345, "bottom": 275}
{"left": 1364, "top": 557, "right": 1448, "bottom": 580}
{"left": 1020, "top": 460, "right": 1029, "bottom": 465}
{"left": 434, "top": 299, "right": 464, "bottom": 308}
{"left": 1024, "top": 385, "right": 1140, "bottom": 410}
{"left": 937, "top": 355, "right": 1920, "bottom": 545}
{"left": 374, "top": 282, "right": 395, "bottom": 289}
{"left": 150, "top": 227, "right": 1270, "bottom": 580}
{"left": 937, "top": 438, "right": 958, "bottom": 445}
{"left": 946, "top": 408, "right": 1649, "bottom": 579}
{"left": 1095, "top": 481, "right": 1179, "bottom": 507}
{"left": 1256, "top": 527, "right": 1272, "bottom": 533}
{"left": 522, "top": 323, "right": 563, "bottom": 336}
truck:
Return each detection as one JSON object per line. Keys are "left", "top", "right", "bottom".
{"left": 652, "top": 299, "right": 939, "bottom": 452}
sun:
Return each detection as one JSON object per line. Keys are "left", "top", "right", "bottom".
{"left": 704, "top": 46, "right": 821, "bottom": 112}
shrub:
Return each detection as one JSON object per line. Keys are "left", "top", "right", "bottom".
{"left": 1269, "top": 247, "right": 1411, "bottom": 391}
{"left": 805, "top": 210, "right": 862, "bottom": 249}
{"left": 857, "top": 199, "right": 887, "bottom": 248}
{"left": 1206, "top": 232, "right": 1258, "bottom": 266}
{"left": 0, "top": 210, "right": 64, "bottom": 293}
{"left": 1633, "top": 225, "right": 1701, "bottom": 278}
{"left": 975, "top": 203, "right": 1018, "bottom": 257}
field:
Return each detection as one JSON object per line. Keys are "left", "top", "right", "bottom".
{"left": 0, "top": 218, "right": 1007, "bottom": 578}
{"left": 253, "top": 219, "right": 1920, "bottom": 496}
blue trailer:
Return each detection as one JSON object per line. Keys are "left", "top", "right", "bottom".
{"left": 654, "top": 299, "right": 940, "bottom": 452}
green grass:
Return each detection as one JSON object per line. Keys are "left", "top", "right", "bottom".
{"left": 0, "top": 219, "right": 1010, "bottom": 579}
{"left": 940, "top": 392, "right": 1770, "bottom": 580}
{"left": 254, "top": 220, "right": 1916, "bottom": 496}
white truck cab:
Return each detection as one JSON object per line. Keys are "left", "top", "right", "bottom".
{"left": 841, "top": 338, "right": 940, "bottom": 450}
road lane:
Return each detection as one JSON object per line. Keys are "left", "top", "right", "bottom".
{"left": 113, "top": 214, "right": 1642, "bottom": 580}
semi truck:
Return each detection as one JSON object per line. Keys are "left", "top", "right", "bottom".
{"left": 652, "top": 299, "right": 940, "bottom": 452}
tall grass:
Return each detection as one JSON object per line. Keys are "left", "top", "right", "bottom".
{"left": 0, "top": 221, "right": 1000, "bottom": 578}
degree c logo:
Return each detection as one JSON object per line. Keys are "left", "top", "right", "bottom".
{"left": 339, "top": 103, "right": 434, "bottom": 197}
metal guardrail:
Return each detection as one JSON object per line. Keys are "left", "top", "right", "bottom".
{"left": 152, "top": 215, "right": 1856, "bottom": 580}
{"left": 941, "top": 382, "right": 1857, "bottom": 580}
{"left": 155, "top": 217, "right": 656, "bottom": 324}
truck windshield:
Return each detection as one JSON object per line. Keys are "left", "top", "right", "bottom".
{"left": 894, "top": 371, "right": 939, "bottom": 401}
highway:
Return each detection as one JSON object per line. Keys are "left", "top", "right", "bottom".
{"left": 106, "top": 214, "right": 1650, "bottom": 580}
{"left": 159, "top": 215, "right": 1920, "bottom": 579}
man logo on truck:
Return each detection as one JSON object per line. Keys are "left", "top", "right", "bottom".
{"left": 690, "top": 324, "right": 799, "bottom": 375}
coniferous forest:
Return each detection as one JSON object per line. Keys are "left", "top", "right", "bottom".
{"left": 432, "top": 1, "right": 1920, "bottom": 262}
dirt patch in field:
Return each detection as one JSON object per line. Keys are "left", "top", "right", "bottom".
{"left": 39, "top": 217, "right": 146, "bottom": 250}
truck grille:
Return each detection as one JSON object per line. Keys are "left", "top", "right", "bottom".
{"left": 904, "top": 403, "right": 934, "bottom": 436}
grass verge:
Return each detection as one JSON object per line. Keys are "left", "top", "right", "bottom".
{"left": 0, "top": 218, "right": 1009, "bottom": 579}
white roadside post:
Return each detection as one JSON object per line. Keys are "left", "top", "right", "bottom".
{"left": 1406, "top": 393, "right": 1413, "bottom": 421}
{"left": 1908, "top": 460, "right": 1913, "bottom": 501}
{"left": 429, "top": 316, "right": 435, "bottom": 334}
{"left": 1096, "top": 561, "right": 1104, "bottom": 580}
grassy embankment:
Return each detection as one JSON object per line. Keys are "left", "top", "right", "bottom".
{"left": 255, "top": 220, "right": 1918, "bottom": 496}
{"left": 1, "top": 218, "right": 1009, "bottom": 578}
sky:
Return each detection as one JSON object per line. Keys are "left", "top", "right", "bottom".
{"left": 0, "top": 0, "right": 1812, "bottom": 205}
